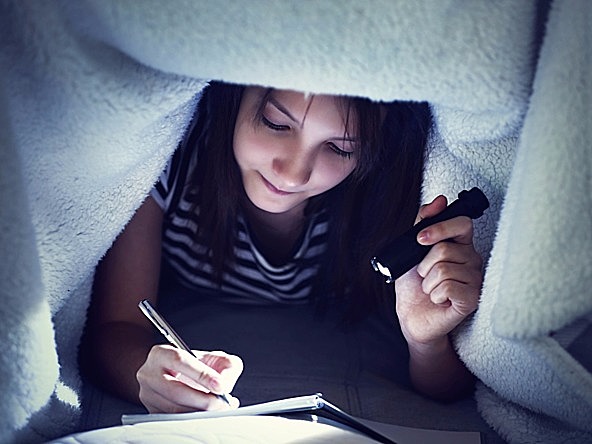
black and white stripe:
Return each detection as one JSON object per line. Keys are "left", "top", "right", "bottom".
{"left": 151, "top": 147, "right": 328, "bottom": 304}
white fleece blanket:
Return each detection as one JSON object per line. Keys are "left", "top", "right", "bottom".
{"left": 1, "top": 0, "right": 590, "bottom": 443}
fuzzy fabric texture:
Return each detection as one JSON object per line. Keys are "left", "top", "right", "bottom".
{"left": 454, "top": 1, "right": 592, "bottom": 442}
{"left": 0, "top": 0, "right": 590, "bottom": 442}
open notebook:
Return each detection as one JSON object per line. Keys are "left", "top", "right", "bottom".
{"left": 122, "top": 393, "right": 482, "bottom": 444}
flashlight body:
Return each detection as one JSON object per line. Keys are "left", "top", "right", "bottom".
{"left": 371, "top": 187, "right": 489, "bottom": 283}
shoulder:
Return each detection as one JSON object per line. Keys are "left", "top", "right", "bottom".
{"left": 152, "top": 119, "right": 201, "bottom": 212}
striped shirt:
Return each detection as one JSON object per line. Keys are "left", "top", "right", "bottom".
{"left": 151, "top": 146, "right": 329, "bottom": 304}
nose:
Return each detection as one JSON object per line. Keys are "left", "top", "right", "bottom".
{"left": 272, "top": 146, "right": 314, "bottom": 188}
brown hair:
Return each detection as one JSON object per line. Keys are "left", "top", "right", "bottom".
{"left": 186, "top": 81, "right": 430, "bottom": 320}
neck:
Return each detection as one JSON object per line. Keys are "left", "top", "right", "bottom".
{"left": 241, "top": 196, "right": 307, "bottom": 265}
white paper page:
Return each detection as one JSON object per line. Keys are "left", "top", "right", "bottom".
{"left": 121, "top": 394, "right": 481, "bottom": 444}
{"left": 122, "top": 394, "right": 322, "bottom": 425}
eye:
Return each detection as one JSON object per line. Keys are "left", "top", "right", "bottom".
{"left": 328, "top": 142, "right": 353, "bottom": 160}
{"left": 261, "top": 115, "right": 290, "bottom": 131}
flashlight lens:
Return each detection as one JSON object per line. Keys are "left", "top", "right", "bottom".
{"left": 370, "top": 257, "right": 393, "bottom": 283}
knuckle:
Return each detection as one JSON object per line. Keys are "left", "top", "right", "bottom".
{"left": 167, "top": 347, "right": 188, "bottom": 366}
{"left": 136, "top": 367, "right": 148, "bottom": 384}
{"left": 430, "top": 284, "right": 449, "bottom": 304}
{"left": 151, "top": 344, "right": 179, "bottom": 362}
{"left": 421, "top": 277, "right": 431, "bottom": 295}
{"left": 459, "top": 215, "right": 473, "bottom": 230}
{"left": 194, "top": 366, "right": 213, "bottom": 385}
{"left": 202, "top": 395, "right": 217, "bottom": 411}
{"left": 438, "top": 279, "right": 456, "bottom": 296}
{"left": 430, "top": 242, "right": 448, "bottom": 260}
{"left": 138, "top": 389, "right": 149, "bottom": 406}
{"left": 146, "top": 345, "right": 160, "bottom": 360}
{"left": 416, "top": 262, "right": 427, "bottom": 278}
{"left": 432, "top": 261, "right": 450, "bottom": 282}
{"left": 171, "top": 352, "right": 184, "bottom": 366}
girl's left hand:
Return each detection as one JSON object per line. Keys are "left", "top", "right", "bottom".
{"left": 395, "top": 195, "right": 483, "bottom": 346}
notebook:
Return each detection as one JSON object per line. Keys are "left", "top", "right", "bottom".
{"left": 122, "top": 393, "right": 482, "bottom": 444}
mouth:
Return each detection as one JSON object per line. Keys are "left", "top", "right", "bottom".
{"left": 260, "top": 174, "right": 293, "bottom": 196}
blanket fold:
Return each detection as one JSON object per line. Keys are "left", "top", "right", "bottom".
{"left": 0, "top": 82, "right": 59, "bottom": 442}
{"left": 1, "top": 0, "right": 589, "bottom": 442}
{"left": 454, "top": 1, "right": 592, "bottom": 441}
{"left": 491, "top": 0, "right": 592, "bottom": 339}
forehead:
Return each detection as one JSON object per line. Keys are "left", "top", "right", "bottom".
{"left": 270, "top": 89, "right": 348, "bottom": 118}
{"left": 245, "top": 87, "right": 355, "bottom": 133}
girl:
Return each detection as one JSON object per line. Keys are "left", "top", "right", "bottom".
{"left": 82, "top": 82, "right": 482, "bottom": 413}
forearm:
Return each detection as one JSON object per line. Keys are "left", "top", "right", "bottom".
{"left": 407, "top": 335, "right": 475, "bottom": 402}
{"left": 81, "top": 321, "right": 155, "bottom": 404}
{"left": 80, "top": 196, "right": 164, "bottom": 403}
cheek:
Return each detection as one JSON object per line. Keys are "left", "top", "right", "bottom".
{"left": 314, "top": 154, "right": 357, "bottom": 188}
{"left": 234, "top": 129, "right": 270, "bottom": 166}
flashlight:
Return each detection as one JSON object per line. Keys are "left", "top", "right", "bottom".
{"left": 370, "top": 187, "right": 489, "bottom": 283}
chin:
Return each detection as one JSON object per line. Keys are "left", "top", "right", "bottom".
{"left": 249, "top": 195, "right": 306, "bottom": 215}
{"left": 253, "top": 202, "right": 294, "bottom": 214}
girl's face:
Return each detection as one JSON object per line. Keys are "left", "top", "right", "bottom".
{"left": 233, "top": 87, "right": 359, "bottom": 215}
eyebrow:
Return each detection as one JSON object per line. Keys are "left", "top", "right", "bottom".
{"left": 267, "top": 97, "right": 359, "bottom": 143}
{"left": 268, "top": 97, "right": 300, "bottom": 125}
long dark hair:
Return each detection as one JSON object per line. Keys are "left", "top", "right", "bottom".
{"left": 187, "top": 81, "right": 430, "bottom": 319}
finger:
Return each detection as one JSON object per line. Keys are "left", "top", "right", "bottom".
{"left": 415, "top": 195, "right": 448, "bottom": 224}
{"left": 196, "top": 351, "right": 244, "bottom": 394}
{"left": 140, "top": 380, "right": 204, "bottom": 414}
{"left": 429, "top": 280, "right": 480, "bottom": 317}
{"left": 153, "top": 346, "right": 225, "bottom": 394}
{"left": 140, "top": 386, "right": 191, "bottom": 414}
{"left": 153, "top": 373, "right": 233, "bottom": 411}
{"left": 421, "top": 261, "right": 482, "bottom": 295}
{"left": 140, "top": 377, "right": 234, "bottom": 413}
{"left": 417, "top": 242, "right": 483, "bottom": 279}
{"left": 417, "top": 216, "right": 474, "bottom": 246}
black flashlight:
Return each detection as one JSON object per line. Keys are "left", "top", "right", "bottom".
{"left": 370, "top": 187, "right": 490, "bottom": 283}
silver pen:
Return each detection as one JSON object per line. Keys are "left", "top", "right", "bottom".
{"left": 138, "top": 299, "right": 231, "bottom": 405}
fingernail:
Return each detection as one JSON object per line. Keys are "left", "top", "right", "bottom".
{"left": 210, "top": 378, "right": 221, "bottom": 391}
{"left": 418, "top": 230, "right": 428, "bottom": 243}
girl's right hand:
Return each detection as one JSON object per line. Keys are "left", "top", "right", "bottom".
{"left": 136, "top": 345, "right": 243, "bottom": 413}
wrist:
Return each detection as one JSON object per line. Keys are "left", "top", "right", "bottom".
{"left": 406, "top": 335, "right": 451, "bottom": 360}
{"left": 399, "top": 319, "right": 450, "bottom": 352}
{"left": 406, "top": 334, "right": 475, "bottom": 401}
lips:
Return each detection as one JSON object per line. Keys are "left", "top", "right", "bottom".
{"left": 261, "top": 174, "right": 293, "bottom": 196}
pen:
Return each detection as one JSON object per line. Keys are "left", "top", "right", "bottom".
{"left": 138, "top": 299, "right": 231, "bottom": 405}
